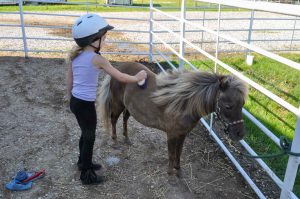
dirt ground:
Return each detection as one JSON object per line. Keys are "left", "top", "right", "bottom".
{"left": 0, "top": 55, "right": 280, "bottom": 199}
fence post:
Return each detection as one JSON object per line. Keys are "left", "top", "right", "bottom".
{"left": 179, "top": 0, "right": 186, "bottom": 69}
{"left": 289, "top": 17, "right": 297, "bottom": 51}
{"left": 280, "top": 111, "right": 300, "bottom": 199}
{"left": 245, "top": 10, "right": 255, "bottom": 57}
{"left": 201, "top": 8, "right": 206, "bottom": 49}
{"left": 18, "top": 0, "right": 28, "bottom": 58}
{"left": 210, "top": 3, "right": 221, "bottom": 133}
{"left": 214, "top": 3, "right": 221, "bottom": 71}
{"left": 149, "top": 0, "right": 153, "bottom": 63}
{"left": 85, "top": 0, "right": 89, "bottom": 13}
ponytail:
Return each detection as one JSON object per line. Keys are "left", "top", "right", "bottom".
{"left": 66, "top": 45, "right": 84, "bottom": 64}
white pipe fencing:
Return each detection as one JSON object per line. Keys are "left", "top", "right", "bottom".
{"left": 1, "top": 2, "right": 300, "bottom": 55}
{"left": 0, "top": 1, "right": 152, "bottom": 56}
{"left": 19, "top": 0, "right": 28, "bottom": 57}
{"left": 150, "top": 0, "right": 299, "bottom": 198}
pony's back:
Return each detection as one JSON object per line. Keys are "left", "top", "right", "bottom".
{"left": 98, "top": 62, "right": 165, "bottom": 131}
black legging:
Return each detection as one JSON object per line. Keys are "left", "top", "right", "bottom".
{"left": 70, "top": 95, "right": 97, "bottom": 170}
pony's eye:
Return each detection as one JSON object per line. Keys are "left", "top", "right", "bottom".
{"left": 225, "top": 105, "right": 232, "bottom": 110}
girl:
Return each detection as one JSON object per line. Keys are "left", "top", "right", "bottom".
{"left": 66, "top": 13, "right": 147, "bottom": 185}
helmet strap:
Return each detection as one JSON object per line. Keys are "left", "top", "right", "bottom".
{"left": 89, "top": 37, "right": 102, "bottom": 54}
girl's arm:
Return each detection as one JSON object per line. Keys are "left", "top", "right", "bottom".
{"left": 92, "top": 55, "right": 147, "bottom": 83}
{"left": 66, "top": 63, "right": 73, "bottom": 98}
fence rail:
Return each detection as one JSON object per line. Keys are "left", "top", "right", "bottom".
{"left": 1, "top": 3, "right": 300, "bottom": 55}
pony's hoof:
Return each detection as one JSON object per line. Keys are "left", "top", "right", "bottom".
{"left": 111, "top": 142, "right": 122, "bottom": 150}
{"left": 167, "top": 168, "right": 177, "bottom": 175}
{"left": 124, "top": 138, "right": 132, "bottom": 145}
{"left": 167, "top": 175, "right": 180, "bottom": 185}
{"left": 175, "top": 169, "right": 182, "bottom": 177}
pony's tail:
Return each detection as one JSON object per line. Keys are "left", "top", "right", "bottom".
{"left": 97, "top": 75, "right": 112, "bottom": 132}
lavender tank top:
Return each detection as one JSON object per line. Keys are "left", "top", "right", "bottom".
{"left": 71, "top": 51, "right": 101, "bottom": 101}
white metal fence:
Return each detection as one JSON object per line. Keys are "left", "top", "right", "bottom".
{"left": 149, "top": 0, "right": 300, "bottom": 198}
{"left": 1, "top": 0, "right": 300, "bottom": 56}
{"left": 0, "top": 0, "right": 300, "bottom": 198}
{"left": 0, "top": 0, "right": 153, "bottom": 57}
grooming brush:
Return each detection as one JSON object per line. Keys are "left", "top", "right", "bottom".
{"left": 137, "top": 78, "right": 147, "bottom": 89}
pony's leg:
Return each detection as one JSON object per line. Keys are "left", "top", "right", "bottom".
{"left": 123, "top": 109, "right": 131, "bottom": 145}
{"left": 167, "top": 136, "right": 177, "bottom": 175}
{"left": 111, "top": 103, "right": 124, "bottom": 140}
{"left": 122, "top": 109, "right": 130, "bottom": 137}
{"left": 174, "top": 134, "right": 186, "bottom": 171}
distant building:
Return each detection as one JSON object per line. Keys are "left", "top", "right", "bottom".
{"left": 250, "top": 0, "right": 299, "bottom": 4}
{"left": 106, "top": 0, "right": 132, "bottom": 6}
{"left": 0, "top": 0, "right": 18, "bottom": 5}
{"left": 0, "top": 0, "right": 66, "bottom": 5}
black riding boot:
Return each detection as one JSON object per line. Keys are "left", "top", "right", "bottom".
{"left": 77, "top": 159, "right": 102, "bottom": 171}
{"left": 79, "top": 131, "right": 105, "bottom": 185}
{"left": 80, "top": 169, "right": 106, "bottom": 185}
{"left": 77, "top": 135, "right": 102, "bottom": 171}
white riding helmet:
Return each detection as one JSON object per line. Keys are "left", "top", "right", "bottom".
{"left": 72, "top": 13, "right": 114, "bottom": 47}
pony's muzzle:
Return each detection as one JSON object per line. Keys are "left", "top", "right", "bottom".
{"left": 228, "top": 124, "right": 246, "bottom": 141}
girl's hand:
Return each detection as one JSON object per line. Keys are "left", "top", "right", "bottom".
{"left": 135, "top": 70, "right": 147, "bottom": 82}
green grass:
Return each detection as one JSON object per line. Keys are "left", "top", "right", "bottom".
{"left": 180, "top": 53, "right": 300, "bottom": 197}
{"left": 0, "top": 0, "right": 241, "bottom": 12}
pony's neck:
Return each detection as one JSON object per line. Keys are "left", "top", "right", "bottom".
{"left": 194, "top": 76, "right": 220, "bottom": 117}
{"left": 202, "top": 95, "right": 219, "bottom": 118}
{"left": 202, "top": 90, "right": 219, "bottom": 115}
{"left": 152, "top": 71, "right": 221, "bottom": 120}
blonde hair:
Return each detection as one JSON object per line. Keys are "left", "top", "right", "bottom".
{"left": 66, "top": 45, "right": 84, "bottom": 64}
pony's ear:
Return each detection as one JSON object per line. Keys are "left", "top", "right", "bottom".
{"left": 219, "top": 76, "right": 229, "bottom": 91}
